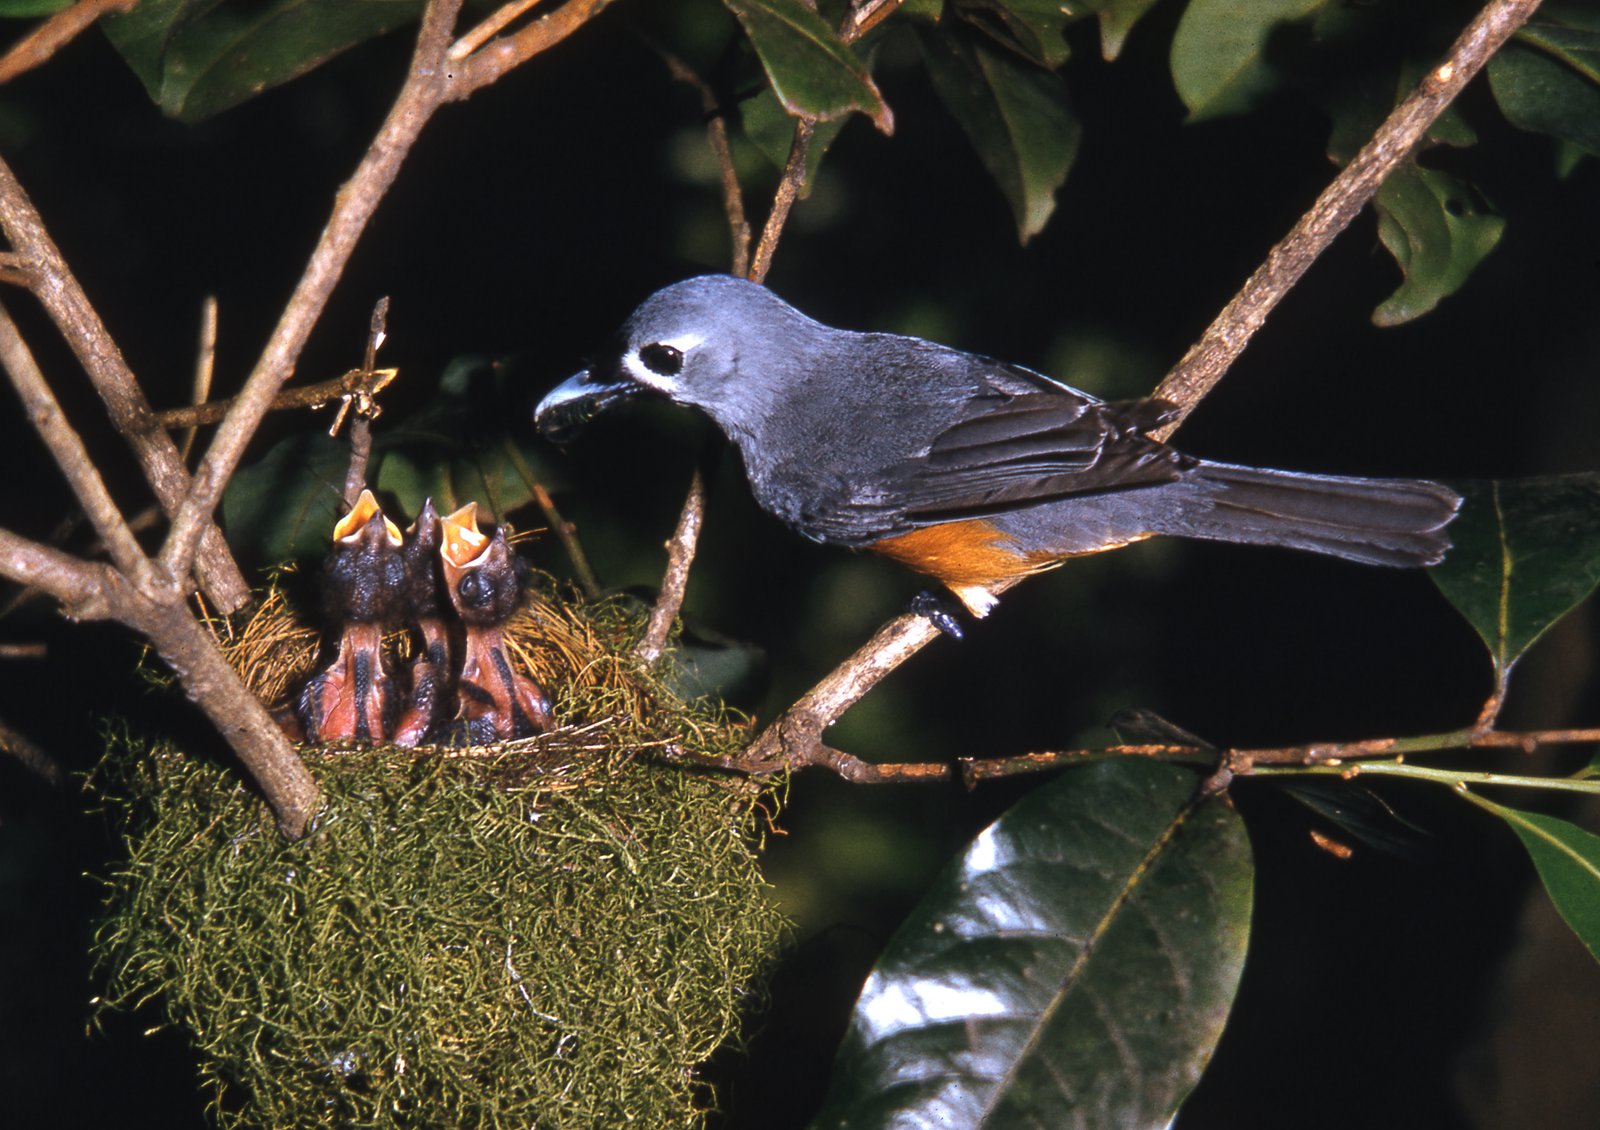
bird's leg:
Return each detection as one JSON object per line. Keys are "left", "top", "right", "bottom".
{"left": 392, "top": 616, "right": 450, "bottom": 747}
{"left": 297, "top": 622, "right": 395, "bottom": 744}
{"left": 454, "top": 623, "right": 552, "bottom": 744}
{"left": 908, "top": 589, "right": 968, "bottom": 641}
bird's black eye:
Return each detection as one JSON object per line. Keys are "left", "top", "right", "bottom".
{"left": 638, "top": 343, "right": 684, "bottom": 376}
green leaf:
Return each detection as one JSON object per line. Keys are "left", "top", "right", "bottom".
{"left": 723, "top": 0, "right": 892, "bottom": 131}
{"left": 102, "top": 0, "right": 424, "bottom": 123}
{"left": 1430, "top": 475, "right": 1600, "bottom": 681}
{"left": 0, "top": 0, "right": 73, "bottom": 17}
{"left": 810, "top": 759, "right": 1253, "bottom": 1130}
{"left": 738, "top": 85, "right": 851, "bottom": 182}
{"left": 1371, "top": 164, "right": 1504, "bottom": 326}
{"left": 1095, "top": 0, "right": 1163, "bottom": 61}
{"left": 1479, "top": 797, "right": 1600, "bottom": 965}
{"left": 914, "top": 24, "right": 1080, "bottom": 243}
{"left": 951, "top": 0, "right": 1074, "bottom": 68}
{"left": 1489, "top": 42, "right": 1600, "bottom": 161}
{"left": 222, "top": 431, "right": 350, "bottom": 563}
{"left": 1170, "top": 0, "right": 1333, "bottom": 120}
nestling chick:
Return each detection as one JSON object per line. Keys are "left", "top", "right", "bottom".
{"left": 393, "top": 497, "right": 451, "bottom": 747}
{"left": 296, "top": 489, "right": 407, "bottom": 743}
{"left": 439, "top": 503, "right": 552, "bottom": 744}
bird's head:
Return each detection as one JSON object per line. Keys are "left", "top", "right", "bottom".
{"left": 534, "top": 275, "right": 818, "bottom": 444}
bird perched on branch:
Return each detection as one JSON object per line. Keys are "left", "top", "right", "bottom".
{"left": 535, "top": 275, "right": 1459, "bottom": 621}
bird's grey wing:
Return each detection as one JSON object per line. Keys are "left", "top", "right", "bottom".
{"left": 880, "top": 386, "right": 1192, "bottom": 524}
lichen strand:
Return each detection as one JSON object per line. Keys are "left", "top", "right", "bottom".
{"left": 92, "top": 587, "right": 786, "bottom": 1129}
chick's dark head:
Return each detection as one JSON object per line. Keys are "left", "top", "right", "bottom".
{"left": 440, "top": 503, "right": 526, "bottom": 626}
{"left": 323, "top": 489, "right": 407, "bottom": 625}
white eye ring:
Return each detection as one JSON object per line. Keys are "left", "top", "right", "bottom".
{"left": 623, "top": 332, "right": 704, "bottom": 390}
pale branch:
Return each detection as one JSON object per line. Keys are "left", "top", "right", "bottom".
{"left": 0, "top": 298, "right": 154, "bottom": 586}
{"left": 0, "top": 713, "right": 63, "bottom": 785}
{"left": 179, "top": 296, "right": 219, "bottom": 464}
{"left": 158, "top": 0, "right": 467, "bottom": 588}
{"left": 0, "top": 643, "right": 46, "bottom": 658}
{"left": 341, "top": 297, "right": 392, "bottom": 505}
{"left": 737, "top": 0, "right": 1536, "bottom": 778}
{"left": 635, "top": 469, "right": 705, "bottom": 664}
{"left": 449, "top": 0, "right": 550, "bottom": 58}
{"left": 1149, "top": 0, "right": 1545, "bottom": 436}
{"left": 0, "top": 0, "right": 138, "bottom": 88}
{"left": 450, "top": 0, "right": 613, "bottom": 100}
{"left": 749, "top": 120, "right": 815, "bottom": 285}
{"left": 657, "top": 46, "right": 752, "bottom": 277}
{"left": 153, "top": 363, "right": 396, "bottom": 430}
{"left": 0, "top": 157, "right": 250, "bottom": 611}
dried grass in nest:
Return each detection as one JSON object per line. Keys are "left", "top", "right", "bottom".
{"left": 97, "top": 578, "right": 785, "bottom": 1129}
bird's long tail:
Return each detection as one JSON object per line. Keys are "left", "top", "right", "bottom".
{"left": 1160, "top": 462, "right": 1462, "bottom": 567}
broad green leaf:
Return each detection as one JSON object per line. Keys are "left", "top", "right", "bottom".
{"left": 810, "top": 759, "right": 1253, "bottom": 1130}
{"left": 1371, "top": 164, "right": 1503, "bottom": 326}
{"left": 1096, "top": 0, "right": 1163, "bottom": 61}
{"left": 724, "top": 0, "right": 892, "bottom": 131}
{"left": 102, "top": 0, "right": 424, "bottom": 123}
{"left": 914, "top": 24, "right": 1080, "bottom": 244}
{"left": 951, "top": 0, "right": 1074, "bottom": 67}
{"left": 1520, "top": 0, "right": 1600, "bottom": 82}
{"left": 1430, "top": 475, "right": 1600, "bottom": 680}
{"left": 0, "top": 0, "right": 73, "bottom": 17}
{"left": 1479, "top": 797, "right": 1600, "bottom": 965}
{"left": 1170, "top": 0, "right": 1333, "bottom": 120}
{"left": 738, "top": 84, "right": 851, "bottom": 182}
{"left": 1489, "top": 42, "right": 1600, "bottom": 160}
{"left": 222, "top": 431, "right": 350, "bottom": 563}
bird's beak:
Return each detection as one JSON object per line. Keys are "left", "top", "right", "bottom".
{"left": 333, "top": 488, "right": 402, "bottom": 547}
{"left": 534, "top": 368, "right": 640, "bottom": 444}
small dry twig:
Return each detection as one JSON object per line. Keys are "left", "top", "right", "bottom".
{"left": 635, "top": 469, "right": 705, "bottom": 665}
{"left": 0, "top": 713, "right": 63, "bottom": 785}
{"left": 0, "top": 0, "right": 139, "bottom": 88}
{"left": 179, "top": 296, "right": 218, "bottom": 464}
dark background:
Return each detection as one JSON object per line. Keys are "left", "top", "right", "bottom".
{"left": 3, "top": 3, "right": 1599, "bottom": 1127}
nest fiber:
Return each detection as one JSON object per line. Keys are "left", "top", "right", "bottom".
{"left": 94, "top": 594, "right": 785, "bottom": 1129}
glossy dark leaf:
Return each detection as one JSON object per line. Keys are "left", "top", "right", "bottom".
{"left": 1489, "top": 42, "right": 1600, "bottom": 160}
{"left": 1430, "top": 475, "right": 1600, "bottom": 680}
{"left": 1170, "top": 0, "right": 1334, "bottom": 120}
{"left": 222, "top": 431, "right": 350, "bottom": 563}
{"left": 810, "top": 759, "right": 1253, "bottom": 1130}
{"left": 914, "top": 24, "right": 1080, "bottom": 244}
{"left": 723, "top": 0, "right": 892, "bottom": 131}
{"left": 102, "top": 0, "right": 423, "bottom": 123}
{"left": 951, "top": 0, "right": 1074, "bottom": 67}
{"left": 1371, "top": 164, "right": 1504, "bottom": 325}
{"left": 1480, "top": 797, "right": 1600, "bottom": 965}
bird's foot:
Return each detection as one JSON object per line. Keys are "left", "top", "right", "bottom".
{"left": 909, "top": 590, "right": 968, "bottom": 641}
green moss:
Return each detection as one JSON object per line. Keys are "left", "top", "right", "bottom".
{"left": 92, "top": 594, "right": 787, "bottom": 1129}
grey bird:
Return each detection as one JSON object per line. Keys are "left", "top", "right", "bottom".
{"left": 535, "top": 274, "right": 1460, "bottom": 617}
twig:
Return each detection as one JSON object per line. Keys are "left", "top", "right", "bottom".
{"left": 502, "top": 441, "right": 601, "bottom": 598}
{"left": 153, "top": 365, "right": 396, "bottom": 430}
{"left": 738, "top": 0, "right": 1537, "bottom": 779}
{"left": 0, "top": 0, "right": 139, "bottom": 87}
{"left": 450, "top": 0, "right": 613, "bottom": 100}
{"left": 0, "top": 642, "right": 46, "bottom": 658}
{"left": 748, "top": 121, "right": 815, "bottom": 284}
{"left": 0, "top": 299, "right": 153, "bottom": 585}
{"left": 1149, "top": 0, "right": 1544, "bottom": 435}
{"left": 179, "top": 296, "right": 218, "bottom": 464}
{"left": 0, "top": 713, "right": 63, "bottom": 785}
{"left": 341, "top": 296, "right": 391, "bottom": 505}
{"left": 449, "top": 0, "right": 549, "bottom": 58}
{"left": 0, "top": 157, "right": 250, "bottom": 611}
{"left": 658, "top": 47, "right": 752, "bottom": 277}
{"left": 635, "top": 469, "right": 705, "bottom": 664}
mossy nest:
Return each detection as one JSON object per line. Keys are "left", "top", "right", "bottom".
{"left": 92, "top": 582, "right": 788, "bottom": 1129}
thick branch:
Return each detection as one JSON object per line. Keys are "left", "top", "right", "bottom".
{"left": 160, "top": 0, "right": 466, "bottom": 585}
{"left": 1150, "top": 0, "right": 1544, "bottom": 435}
{"left": 0, "top": 157, "right": 249, "bottom": 610}
{"left": 0, "top": 298, "right": 154, "bottom": 585}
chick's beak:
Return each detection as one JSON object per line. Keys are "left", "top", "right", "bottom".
{"left": 534, "top": 368, "right": 640, "bottom": 444}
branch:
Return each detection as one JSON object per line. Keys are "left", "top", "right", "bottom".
{"left": 0, "top": 157, "right": 250, "bottom": 611}
{"left": 0, "top": 0, "right": 138, "bottom": 88}
{"left": 152, "top": 363, "right": 396, "bottom": 430}
{"left": 658, "top": 46, "right": 752, "bottom": 277}
{"left": 0, "top": 713, "right": 63, "bottom": 785}
{"left": 738, "top": 0, "right": 1535, "bottom": 777}
{"left": 178, "top": 296, "right": 218, "bottom": 464}
{"left": 450, "top": 0, "right": 612, "bottom": 100}
{"left": 748, "top": 120, "right": 815, "bottom": 285}
{"left": 1149, "top": 0, "right": 1544, "bottom": 436}
{"left": 635, "top": 469, "right": 705, "bottom": 664}
{"left": 0, "top": 298, "right": 154, "bottom": 586}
